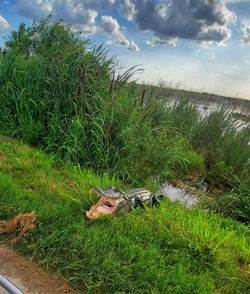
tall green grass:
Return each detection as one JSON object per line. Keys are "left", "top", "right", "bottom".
{"left": 0, "top": 20, "right": 190, "bottom": 184}
{"left": 164, "top": 100, "right": 250, "bottom": 183}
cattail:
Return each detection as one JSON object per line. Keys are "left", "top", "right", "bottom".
{"left": 54, "top": 50, "right": 62, "bottom": 63}
{"left": 109, "top": 72, "right": 115, "bottom": 95}
{"left": 114, "top": 75, "right": 120, "bottom": 92}
{"left": 140, "top": 88, "right": 146, "bottom": 106}
{"left": 77, "top": 61, "right": 85, "bottom": 82}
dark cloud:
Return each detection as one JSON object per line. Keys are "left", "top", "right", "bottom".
{"left": 13, "top": 0, "right": 52, "bottom": 21}
{"left": 12, "top": 0, "right": 237, "bottom": 46}
{"left": 84, "top": 0, "right": 115, "bottom": 10}
{"left": 120, "top": 0, "right": 236, "bottom": 44}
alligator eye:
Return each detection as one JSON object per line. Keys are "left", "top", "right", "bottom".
{"left": 103, "top": 201, "right": 113, "bottom": 208}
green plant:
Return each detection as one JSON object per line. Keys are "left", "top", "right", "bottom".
{"left": 211, "top": 179, "right": 250, "bottom": 223}
{"left": 181, "top": 150, "right": 205, "bottom": 179}
{"left": 205, "top": 160, "right": 234, "bottom": 188}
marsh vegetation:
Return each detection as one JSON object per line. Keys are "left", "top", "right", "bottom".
{"left": 0, "top": 19, "right": 250, "bottom": 293}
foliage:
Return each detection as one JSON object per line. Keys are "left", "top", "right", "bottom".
{"left": 1, "top": 136, "right": 250, "bottom": 293}
{"left": 163, "top": 100, "right": 250, "bottom": 184}
{"left": 179, "top": 150, "right": 206, "bottom": 179}
{"left": 0, "top": 20, "right": 194, "bottom": 185}
{"left": 0, "top": 20, "right": 183, "bottom": 184}
{"left": 209, "top": 179, "right": 250, "bottom": 224}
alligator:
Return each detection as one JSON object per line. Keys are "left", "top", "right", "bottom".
{"left": 86, "top": 186, "right": 162, "bottom": 220}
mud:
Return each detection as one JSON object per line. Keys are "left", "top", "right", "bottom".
{"left": 0, "top": 245, "right": 76, "bottom": 294}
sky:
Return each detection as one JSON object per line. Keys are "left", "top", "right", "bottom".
{"left": 0, "top": 0, "right": 250, "bottom": 99}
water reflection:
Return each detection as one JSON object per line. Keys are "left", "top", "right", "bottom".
{"left": 157, "top": 183, "right": 198, "bottom": 208}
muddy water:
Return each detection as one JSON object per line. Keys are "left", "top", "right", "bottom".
{"left": 157, "top": 183, "right": 199, "bottom": 208}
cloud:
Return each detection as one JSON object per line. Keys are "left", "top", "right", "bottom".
{"left": 13, "top": 0, "right": 98, "bottom": 35}
{"left": 0, "top": 15, "right": 10, "bottom": 29}
{"left": 101, "top": 15, "right": 129, "bottom": 46}
{"left": 52, "top": 1, "right": 97, "bottom": 35}
{"left": 117, "top": 0, "right": 136, "bottom": 21}
{"left": 146, "top": 37, "right": 177, "bottom": 47}
{"left": 83, "top": 0, "right": 115, "bottom": 10}
{"left": 12, "top": 0, "right": 236, "bottom": 48}
{"left": 101, "top": 15, "right": 139, "bottom": 50}
{"left": 125, "top": 0, "right": 236, "bottom": 45}
{"left": 13, "top": 0, "right": 53, "bottom": 20}
{"left": 224, "top": 0, "right": 249, "bottom": 3}
{"left": 128, "top": 40, "right": 140, "bottom": 51}
{"left": 241, "top": 24, "right": 250, "bottom": 43}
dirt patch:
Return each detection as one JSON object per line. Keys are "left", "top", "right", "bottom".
{"left": 0, "top": 245, "right": 77, "bottom": 294}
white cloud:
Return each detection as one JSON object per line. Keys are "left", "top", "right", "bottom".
{"left": 101, "top": 15, "right": 129, "bottom": 46}
{"left": 241, "top": 25, "right": 250, "bottom": 43}
{"left": 101, "top": 15, "right": 139, "bottom": 51}
{"left": 128, "top": 40, "right": 140, "bottom": 51}
{"left": 118, "top": 0, "right": 136, "bottom": 21}
{"left": 53, "top": 1, "right": 97, "bottom": 35}
{"left": 13, "top": 0, "right": 97, "bottom": 35}
{"left": 0, "top": 15, "right": 10, "bottom": 29}
{"left": 146, "top": 37, "right": 177, "bottom": 47}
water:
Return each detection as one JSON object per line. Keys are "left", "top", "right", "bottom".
{"left": 168, "top": 96, "right": 250, "bottom": 131}
{"left": 157, "top": 183, "right": 199, "bottom": 208}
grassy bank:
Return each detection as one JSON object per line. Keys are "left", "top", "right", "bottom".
{"left": 1, "top": 135, "right": 250, "bottom": 293}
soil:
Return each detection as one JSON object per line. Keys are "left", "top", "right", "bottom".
{"left": 0, "top": 245, "right": 77, "bottom": 294}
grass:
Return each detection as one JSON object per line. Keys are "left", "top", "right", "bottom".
{"left": 0, "top": 20, "right": 249, "bottom": 189}
{"left": 1, "top": 135, "right": 250, "bottom": 293}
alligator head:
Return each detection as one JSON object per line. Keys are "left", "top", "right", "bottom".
{"left": 86, "top": 186, "right": 132, "bottom": 220}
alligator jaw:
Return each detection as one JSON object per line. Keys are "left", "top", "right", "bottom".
{"left": 86, "top": 196, "right": 119, "bottom": 220}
